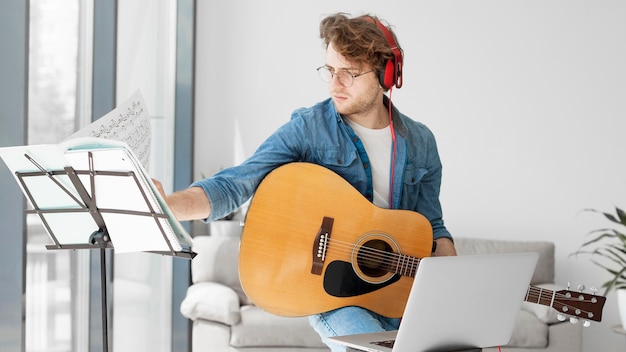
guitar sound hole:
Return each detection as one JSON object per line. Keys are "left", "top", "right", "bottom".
{"left": 356, "top": 239, "right": 393, "bottom": 277}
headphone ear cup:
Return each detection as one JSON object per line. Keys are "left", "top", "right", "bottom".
{"left": 379, "top": 60, "right": 395, "bottom": 89}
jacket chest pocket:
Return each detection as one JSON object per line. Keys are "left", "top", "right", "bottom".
{"left": 314, "top": 148, "right": 358, "bottom": 168}
{"left": 403, "top": 164, "right": 428, "bottom": 205}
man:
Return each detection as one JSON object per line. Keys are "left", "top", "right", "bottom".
{"left": 156, "top": 13, "right": 456, "bottom": 351}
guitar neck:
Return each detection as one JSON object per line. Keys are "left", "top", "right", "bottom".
{"left": 524, "top": 285, "right": 605, "bottom": 322}
{"left": 525, "top": 285, "right": 557, "bottom": 307}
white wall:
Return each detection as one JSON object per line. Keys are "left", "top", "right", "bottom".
{"left": 196, "top": 1, "right": 626, "bottom": 350}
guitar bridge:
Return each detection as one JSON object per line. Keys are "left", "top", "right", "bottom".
{"left": 311, "top": 216, "right": 333, "bottom": 275}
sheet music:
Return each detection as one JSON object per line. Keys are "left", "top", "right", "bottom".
{"left": 64, "top": 90, "right": 151, "bottom": 169}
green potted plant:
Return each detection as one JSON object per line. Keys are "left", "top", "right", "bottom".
{"left": 572, "top": 206, "right": 626, "bottom": 295}
{"left": 572, "top": 206, "right": 626, "bottom": 328}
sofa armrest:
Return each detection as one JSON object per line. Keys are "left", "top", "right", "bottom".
{"left": 180, "top": 282, "right": 241, "bottom": 325}
{"left": 454, "top": 237, "right": 555, "bottom": 285}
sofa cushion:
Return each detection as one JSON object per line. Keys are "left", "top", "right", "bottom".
{"left": 506, "top": 309, "right": 549, "bottom": 347}
{"left": 180, "top": 282, "right": 241, "bottom": 325}
{"left": 454, "top": 237, "right": 555, "bottom": 285}
{"left": 230, "top": 305, "right": 327, "bottom": 348}
{"left": 191, "top": 235, "right": 252, "bottom": 304}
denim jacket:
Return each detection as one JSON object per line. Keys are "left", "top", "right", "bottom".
{"left": 192, "top": 97, "right": 452, "bottom": 241}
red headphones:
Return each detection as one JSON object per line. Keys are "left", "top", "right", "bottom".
{"left": 362, "top": 16, "right": 403, "bottom": 207}
{"left": 365, "top": 16, "right": 404, "bottom": 89}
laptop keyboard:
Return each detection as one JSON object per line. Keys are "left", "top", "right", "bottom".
{"left": 371, "top": 339, "right": 395, "bottom": 348}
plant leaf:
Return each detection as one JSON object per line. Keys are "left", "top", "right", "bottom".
{"left": 617, "top": 207, "right": 626, "bottom": 225}
{"left": 585, "top": 208, "right": 626, "bottom": 226}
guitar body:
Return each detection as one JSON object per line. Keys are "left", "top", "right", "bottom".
{"left": 239, "top": 162, "right": 433, "bottom": 318}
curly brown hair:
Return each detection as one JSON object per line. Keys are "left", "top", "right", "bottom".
{"left": 319, "top": 13, "right": 400, "bottom": 75}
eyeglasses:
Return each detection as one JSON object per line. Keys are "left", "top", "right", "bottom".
{"left": 316, "top": 66, "right": 374, "bottom": 87}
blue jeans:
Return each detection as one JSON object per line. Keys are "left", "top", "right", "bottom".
{"left": 308, "top": 307, "right": 401, "bottom": 352}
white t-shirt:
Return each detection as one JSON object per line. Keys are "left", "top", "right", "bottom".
{"left": 345, "top": 119, "right": 392, "bottom": 208}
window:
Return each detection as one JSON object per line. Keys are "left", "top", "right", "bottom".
{"left": 27, "top": 1, "right": 92, "bottom": 350}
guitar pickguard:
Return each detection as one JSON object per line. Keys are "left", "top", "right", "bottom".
{"left": 323, "top": 260, "right": 401, "bottom": 297}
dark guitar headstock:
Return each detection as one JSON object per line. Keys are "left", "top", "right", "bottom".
{"left": 526, "top": 284, "right": 606, "bottom": 326}
{"left": 552, "top": 287, "right": 606, "bottom": 325}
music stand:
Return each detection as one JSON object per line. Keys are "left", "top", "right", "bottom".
{"left": 5, "top": 147, "right": 196, "bottom": 352}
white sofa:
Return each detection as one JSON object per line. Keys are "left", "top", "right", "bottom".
{"left": 180, "top": 235, "right": 583, "bottom": 351}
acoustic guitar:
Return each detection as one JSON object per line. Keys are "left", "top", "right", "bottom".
{"left": 239, "top": 163, "right": 606, "bottom": 324}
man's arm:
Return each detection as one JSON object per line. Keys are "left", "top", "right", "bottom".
{"left": 153, "top": 179, "right": 211, "bottom": 221}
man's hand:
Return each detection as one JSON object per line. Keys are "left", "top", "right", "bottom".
{"left": 152, "top": 178, "right": 167, "bottom": 199}
{"left": 432, "top": 237, "right": 457, "bottom": 257}
{"left": 151, "top": 179, "right": 211, "bottom": 221}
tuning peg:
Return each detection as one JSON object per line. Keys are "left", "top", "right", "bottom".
{"left": 577, "top": 284, "right": 585, "bottom": 292}
{"left": 590, "top": 287, "right": 598, "bottom": 295}
{"left": 557, "top": 314, "right": 567, "bottom": 322}
{"left": 570, "top": 317, "right": 579, "bottom": 324}
{"left": 583, "top": 320, "right": 591, "bottom": 328}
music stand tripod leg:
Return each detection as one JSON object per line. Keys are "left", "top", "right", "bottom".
{"left": 89, "top": 229, "right": 111, "bottom": 352}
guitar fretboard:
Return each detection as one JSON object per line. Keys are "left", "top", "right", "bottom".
{"left": 525, "top": 286, "right": 557, "bottom": 307}
{"left": 388, "top": 253, "right": 421, "bottom": 277}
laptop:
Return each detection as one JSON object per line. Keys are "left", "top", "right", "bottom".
{"left": 328, "top": 252, "right": 539, "bottom": 352}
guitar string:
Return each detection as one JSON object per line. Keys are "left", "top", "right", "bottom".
{"left": 526, "top": 287, "right": 597, "bottom": 305}
{"left": 321, "top": 236, "right": 422, "bottom": 276}
{"left": 319, "top": 238, "right": 600, "bottom": 319}
{"left": 524, "top": 287, "right": 598, "bottom": 319}
{"left": 320, "top": 235, "right": 419, "bottom": 263}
